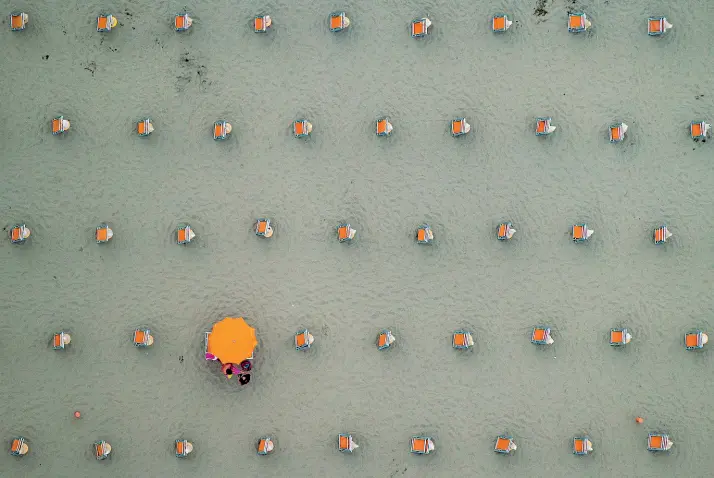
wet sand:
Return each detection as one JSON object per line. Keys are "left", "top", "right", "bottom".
{"left": 2, "top": 0, "right": 714, "bottom": 477}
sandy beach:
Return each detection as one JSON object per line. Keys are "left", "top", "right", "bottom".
{"left": 2, "top": 1, "right": 714, "bottom": 476}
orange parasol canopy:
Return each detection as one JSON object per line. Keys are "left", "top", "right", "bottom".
{"left": 207, "top": 317, "right": 257, "bottom": 364}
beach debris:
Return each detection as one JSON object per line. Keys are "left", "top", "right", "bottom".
{"left": 534, "top": 0, "right": 549, "bottom": 16}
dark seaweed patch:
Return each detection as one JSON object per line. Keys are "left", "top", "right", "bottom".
{"left": 534, "top": 0, "right": 549, "bottom": 16}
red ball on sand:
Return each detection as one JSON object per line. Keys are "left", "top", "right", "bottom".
{"left": 74, "top": 411, "right": 81, "bottom": 418}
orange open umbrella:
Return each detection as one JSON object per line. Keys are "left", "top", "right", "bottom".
{"left": 206, "top": 317, "right": 257, "bottom": 364}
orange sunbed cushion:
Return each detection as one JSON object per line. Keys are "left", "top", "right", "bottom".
{"left": 11, "top": 15, "right": 24, "bottom": 29}
{"left": 573, "top": 226, "right": 584, "bottom": 238}
{"left": 610, "top": 330, "right": 623, "bottom": 343}
{"left": 256, "top": 221, "right": 267, "bottom": 233}
{"left": 452, "top": 120, "right": 462, "bottom": 134}
{"left": 412, "top": 21, "right": 424, "bottom": 35}
{"left": 536, "top": 120, "right": 547, "bottom": 133}
{"left": 654, "top": 228, "right": 664, "bottom": 242}
{"left": 214, "top": 123, "right": 225, "bottom": 137}
{"left": 176, "top": 441, "right": 184, "bottom": 454}
{"left": 573, "top": 439, "right": 584, "bottom": 452}
{"left": 295, "top": 333, "right": 306, "bottom": 347}
{"left": 498, "top": 224, "right": 507, "bottom": 237}
{"left": 495, "top": 437, "right": 510, "bottom": 450}
{"left": 330, "top": 15, "right": 343, "bottom": 30}
{"left": 685, "top": 333, "right": 699, "bottom": 347}
{"left": 338, "top": 227, "right": 348, "bottom": 239}
{"left": 610, "top": 127, "right": 620, "bottom": 140}
{"left": 453, "top": 333, "right": 466, "bottom": 346}
{"left": 691, "top": 123, "right": 702, "bottom": 137}
{"left": 649, "top": 435, "right": 663, "bottom": 448}
{"left": 377, "top": 120, "right": 386, "bottom": 134}
{"left": 412, "top": 438, "right": 426, "bottom": 451}
{"left": 11, "top": 228, "right": 21, "bottom": 241}
{"left": 339, "top": 435, "right": 349, "bottom": 449}
{"left": 417, "top": 229, "right": 426, "bottom": 241}
{"left": 648, "top": 20, "right": 661, "bottom": 33}
{"left": 11, "top": 439, "right": 21, "bottom": 452}
{"left": 96, "top": 443, "right": 105, "bottom": 456}
{"left": 54, "top": 334, "right": 62, "bottom": 347}
{"left": 532, "top": 329, "right": 546, "bottom": 341}
{"left": 569, "top": 15, "right": 583, "bottom": 29}
{"left": 137, "top": 121, "right": 146, "bottom": 134}
{"left": 96, "top": 228, "right": 108, "bottom": 241}
{"left": 378, "top": 334, "right": 388, "bottom": 347}
{"left": 294, "top": 121, "right": 305, "bottom": 135}
{"left": 52, "top": 119, "right": 62, "bottom": 133}
{"left": 134, "top": 330, "right": 146, "bottom": 344}
{"left": 97, "top": 17, "right": 108, "bottom": 30}
{"left": 175, "top": 16, "right": 186, "bottom": 29}
{"left": 255, "top": 17, "right": 265, "bottom": 31}
{"left": 493, "top": 17, "right": 506, "bottom": 31}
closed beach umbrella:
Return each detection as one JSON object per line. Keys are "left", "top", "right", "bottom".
{"left": 207, "top": 317, "right": 257, "bottom": 364}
